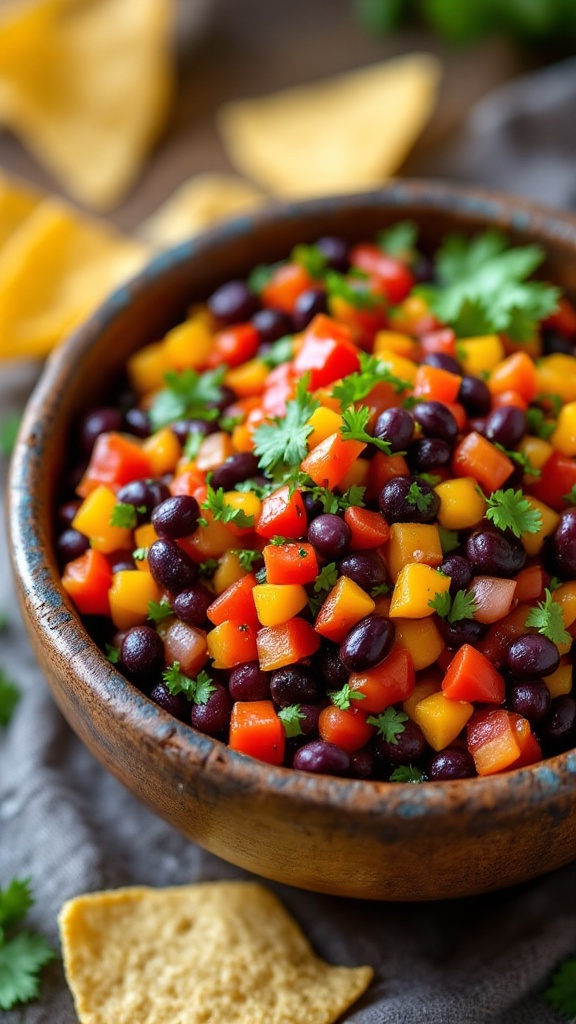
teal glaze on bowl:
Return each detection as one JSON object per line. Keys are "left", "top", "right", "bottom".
{"left": 8, "top": 180, "right": 576, "bottom": 901}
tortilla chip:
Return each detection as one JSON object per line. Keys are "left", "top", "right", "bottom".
{"left": 218, "top": 54, "right": 441, "bottom": 197}
{"left": 0, "top": 171, "right": 42, "bottom": 250}
{"left": 59, "top": 881, "right": 373, "bottom": 1024}
{"left": 140, "top": 173, "right": 267, "bottom": 248}
{"left": 0, "top": 197, "right": 148, "bottom": 358}
{"left": 0, "top": 0, "right": 173, "bottom": 208}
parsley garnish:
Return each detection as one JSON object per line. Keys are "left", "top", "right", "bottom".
{"left": 525, "top": 589, "right": 570, "bottom": 646}
{"left": 376, "top": 220, "right": 418, "bottom": 260}
{"left": 438, "top": 528, "right": 460, "bottom": 555}
{"left": 162, "top": 664, "right": 216, "bottom": 704}
{"left": 371, "top": 582, "right": 391, "bottom": 597}
{"left": 147, "top": 597, "right": 173, "bottom": 623}
{"left": 110, "top": 502, "right": 142, "bottom": 529}
{"left": 0, "top": 669, "right": 20, "bottom": 727}
{"left": 291, "top": 243, "right": 328, "bottom": 278}
{"left": 198, "top": 558, "right": 219, "bottom": 577}
{"left": 252, "top": 376, "right": 320, "bottom": 478}
{"left": 332, "top": 352, "right": 411, "bottom": 406}
{"left": 389, "top": 764, "right": 425, "bottom": 783}
{"left": 325, "top": 269, "right": 380, "bottom": 310}
{"left": 526, "top": 405, "right": 555, "bottom": 441}
{"left": 406, "top": 480, "right": 433, "bottom": 512}
{"left": 493, "top": 443, "right": 540, "bottom": 478}
{"left": 260, "top": 335, "right": 295, "bottom": 369}
{"left": 0, "top": 413, "right": 21, "bottom": 458}
{"left": 270, "top": 536, "right": 289, "bottom": 546}
{"left": 278, "top": 704, "right": 306, "bottom": 738}
{"left": 563, "top": 484, "right": 576, "bottom": 506}
{"left": 231, "top": 548, "right": 263, "bottom": 571}
{"left": 544, "top": 956, "right": 576, "bottom": 1018}
{"left": 366, "top": 707, "right": 409, "bottom": 743}
{"left": 307, "top": 484, "right": 366, "bottom": 515}
{"left": 429, "top": 589, "right": 478, "bottom": 623}
{"left": 104, "top": 643, "right": 120, "bottom": 664}
{"left": 340, "top": 406, "right": 392, "bottom": 453}
{"left": 422, "top": 230, "right": 560, "bottom": 340}
{"left": 485, "top": 488, "right": 542, "bottom": 538}
{"left": 314, "top": 562, "right": 339, "bottom": 593}
{"left": 329, "top": 683, "right": 366, "bottom": 711}
{"left": 0, "top": 878, "right": 55, "bottom": 1011}
{"left": 132, "top": 547, "right": 147, "bottom": 561}
{"left": 149, "top": 367, "right": 226, "bottom": 431}
{"left": 183, "top": 430, "right": 205, "bottom": 461}
{"left": 199, "top": 485, "right": 255, "bottom": 529}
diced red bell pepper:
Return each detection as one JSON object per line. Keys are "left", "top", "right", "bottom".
{"left": 256, "top": 618, "right": 320, "bottom": 671}
{"left": 300, "top": 433, "right": 366, "bottom": 489}
{"left": 207, "top": 323, "right": 260, "bottom": 368}
{"left": 229, "top": 700, "right": 285, "bottom": 765}
{"left": 261, "top": 262, "right": 313, "bottom": 313}
{"left": 77, "top": 432, "right": 153, "bottom": 497}
{"left": 412, "top": 364, "right": 462, "bottom": 403}
{"left": 292, "top": 314, "right": 360, "bottom": 388}
{"left": 61, "top": 548, "right": 112, "bottom": 617}
{"left": 513, "top": 565, "right": 548, "bottom": 604}
{"left": 528, "top": 451, "right": 576, "bottom": 511}
{"left": 263, "top": 542, "right": 319, "bottom": 585}
{"left": 318, "top": 705, "right": 375, "bottom": 753}
{"left": 344, "top": 506, "right": 390, "bottom": 549}
{"left": 349, "top": 647, "right": 415, "bottom": 711}
{"left": 349, "top": 243, "right": 414, "bottom": 304}
{"left": 442, "top": 644, "right": 505, "bottom": 704}
{"left": 256, "top": 486, "right": 307, "bottom": 540}
{"left": 207, "top": 619, "right": 259, "bottom": 668}
{"left": 207, "top": 574, "right": 259, "bottom": 628}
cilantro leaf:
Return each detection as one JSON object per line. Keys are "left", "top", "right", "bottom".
{"left": 253, "top": 376, "right": 320, "bottom": 477}
{"left": 325, "top": 269, "right": 380, "bottom": 310}
{"left": 423, "top": 230, "right": 560, "bottom": 341}
{"left": 132, "top": 547, "right": 147, "bottom": 562}
{"left": 162, "top": 664, "right": 216, "bottom": 704}
{"left": 231, "top": 548, "right": 263, "bottom": 571}
{"left": 525, "top": 589, "right": 570, "bottom": 646}
{"left": 329, "top": 683, "right": 366, "bottom": 711}
{"left": 0, "top": 670, "right": 20, "bottom": 727}
{"left": 147, "top": 597, "right": 173, "bottom": 624}
{"left": 198, "top": 558, "right": 219, "bottom": 578}
{"left": 429, "top": 589, "right": 478, "bottom": 623}
{"left": 0, "top": 880, "right": 33, "bottom": 930}
{"left": 485, "top": 488, "right": 542, "bottom": 538}
{"left": 526, "top": 405, "right": 555, "bottom": 441}
{"left": 332, "top": 352, "right": 411, "bottom": 406}
{"left": 340, "top": 406, "right": 392, "bottom": 454}
{"left": 110, "top": 502, "right": 139, "bottom": 529}
{"left": 200, "top": 485, "right": 255, "bottom": 529}
{"left": 406, "top": 480, "right": 433, "bottom": 512}
{"left": 389, "top": 764, "right": 426, "bottom": 783}
{"left": 104, "top": 643, "right": 120, "bottom": 664}
{"left": 260, "top": 335, "right": 295, "bottom": 369}
{"left": 291, "top": 243, "right": 328, "bottom": 278}
{"left": 563, "top": 484, "right": 576, "bottom": 506}
{"left": 308, "top": 484, "right": 366, "bottom": 515}
{"left": 0, "top": 413, "right": 21, "bottom": 458}
{"left": 314, "top": 563, "right": 339, "bottom": 594}
{"left": 149, "top": 367, "right": 226, "bottom": 431}
{"left": 366, "top": 707, "right": 408, "bottom": 743}
{"left": 0, "top": 931, "right": 55, "bottom": 1011}
{"left": 544, "top": 956, "right": 576, "bottom": 1018}
{"left": 183, "top": 430, "right": 205, "bottom": 461}
{"left": 278, "top": 704, "right": 306, "bottom": 738}
{"left": 376, "top": 220, "right": 418, "bottom": 260}
{"left": 438, "top": 527, "right": 460, "bottom": 555}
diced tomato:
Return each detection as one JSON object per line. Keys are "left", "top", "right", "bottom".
{"left": 229, "top": 701, "right": 285, "bottom": 765}
{"left": 292, "top": 314, "right": 360, "bottom": 388}
{"left": 442, "top": 644, "right": 505, "bottom": 704}
{"left": 263, "top": 542, "right": 319, "bottom": 585}
{"left": 61, "top": 548, "right": 112, "bottom": 617}
{"left": 77, "top": 432, "right": 153, "bottom": 497}
{"left": 349, "top": 243, "right": 414, "bottom": 304}
{"left": 318, "top": 705, "right": 375, "bottom": 753}
{"left": 256, "top": 486, "right": 307, "bottom": 540}
{"left": 207, "top": 323, "right": 260, "bottom": 368}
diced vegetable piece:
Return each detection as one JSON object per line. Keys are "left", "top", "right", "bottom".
{"left": 229, "top": 700, "right": 285, "bottom": 765}
{"left": 467, "top": 709, "right": 527, "bottom": 775}
{"left": 318, "top": 706, "right": 375, "bottom": 753}
{"left": 402, "top": 671, "right": 441, "bottom": 719}
{"left": 164, "top": 621, "right": 208, "bottom": 677}
{"left": 263, "top": 542, "right": 319, "bottom": 585}
{"left": 519, "top": 497, "right": 559, "bottom": 556}
{"left": 307, "top": 406, "right": 344, "bottom": 448}
{"left": 62, "top": 548, "right": 112, "bottom": 617}
{"left": 256, "top": 486, "right": 307, "bottom": 540}
{"left": 72, "top": 484, "right": 133, "bottom": 554}
{"left": 456, "top": 335, "right": 504, "bottom": 376}
{"left": 550, "top": 400, "right": 576, "bottom": 457}
{"left": 77, "top": 432, "right": 152, "bottom": 497}
{"left": 256, "top": 618, "right": 320, "bottom": 671}
{"left": 344, "top": 506, "right": 390, "bottom": 549}
{"left": 109, "top": 570, "right": 161, "bottom": 631}
{"left": 392, "top": 616, "right": 445, "bottom": 670}
{"left": 212, "top": 550, "right": 246, "bottom": 594}
{"left": 349, "top": 647, "right": 415, "bottom": 711}
{"left": 441, "top": 644, "right": 505, "bottom": 704}
{"left": 253, "top": 583, "right": 308, "bottom": 627}
{"left": 528, "top": 451, "right": 576, "bottom": 511}
{"left": 412, "top": 691, "right": 474, "bottom": 751}
{"left": 452, "top": 432, "right": 514, "bottom": 493}
{"left": 142, "top": 427, "right": 182, "bottom": 477}
{"left": 534, "top": 353, "right": 576, "bottom": 403}
{"left": 469, "top": 577, "right": 517, "bottom": 624}
{"left": 292, "top": 314, "right": 360, "bottom": 388}
{"left": 544, "top": 656, "right": 573, "bottom": 698}
{"left": 412, "top": 364, "right": 461, "bottom": 403}
{"left": 552, "top": 580, "right": 576, "bottom": 628}
{"left": 389, "top": 564, "right": 450, "bottom": 619}
{"left": 314, "top": 576, "right": 376, "bottom": 642}
{"left": 207, "top": 619, "right": 259, "bottom": 668}
{"left": 207, "top": 574, "right": 258, "bottom": 628}
{"left": 386, "top": 522, "right": 443, "bottom": 582}
{"left": 488, "top": 351, "right": 537, "bottom": 403}
{"left": 434, "top": 477, "right": 487, "bottom": 531}
{"left": 300, "top": 433, "right": 366, "bottom": 489}
{"left": 161, "top": 314, "right": 213, "bottom": 370}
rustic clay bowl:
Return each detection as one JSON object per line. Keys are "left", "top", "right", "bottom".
{"left": 9, "top": 181, "right": 576, "bottom": 901}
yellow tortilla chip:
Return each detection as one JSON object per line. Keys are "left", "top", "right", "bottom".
{"left": 140, "top": 173, "right": 267, "bottom": 248}
{"left": 0, "top": 197, "right": 148, "bottom": 358}
{"left": 218, "top": 54, "right": 441, "bottom": 197}
{"left": 59, "top": 881, "right": 373, "bottom": 1024}
{"left": 0, "top": 171, "right": 42, "bottom": 250}
{"left": 0, "top": 0, "right": 173, "bottom": 208}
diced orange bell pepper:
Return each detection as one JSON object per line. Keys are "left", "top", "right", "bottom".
{"left": 256, "top": 618, "right": 320, "bottom": 671}
{"left": 72, "top": 484, "right": 133, "bottom": 554}
{"left": 451, "top": 431, "right": 514, "bottom": 493}
{"left": 412, "top": 364, "right": 461, "bottom": 403}
{"left": 393, "top": 616, "right": 445, "bottom": 671}
{"left": 261, "top": 262, "right": 313, "bottom": 314}
{"left": 77, "top": 432, "right": 153, "bottom": 497}
{"left": 386, "top": 522, "right": 443, "bottom": 582}
{"left": 318, "top": 705, "right": 375, "bottom": 753}
{"left": 229, "top": 700, "right": 285, "bottom": 765}
{"left": 263, "top": 542, "right": 319, "bottom": 585}
{"left": 207, "top": 574, "right": 258, "bottom": 628}
{"left": 300, "top": 432, "right": 366, "bottom": 489}
{"left": 253, "top": 583, "right": 308, "bottom": 627}
{"left": 62, "top": 548, "right": 112, "bottom": 617}
{"left": 256, "top": 486, "right": 307, "bottom": 540}
{"left": 207, "top": 619, "right": 259, "bottom": 668}
{"left": 441, "top": 644, "right": 505, "bottom": 704}
{"left": 348, "top": 647, "right": 415, "bottom": 712}
{"left": 343, "top": 506, "right": 390, "bottom": 550}
{"left": 488, "top": 351, "right": 538, "bottom": 403}
{"left": 314, "top": 576, "right": 375, "bottom": 642}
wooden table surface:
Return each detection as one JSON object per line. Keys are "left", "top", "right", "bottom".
{"left": 0, "top": 0, "right": 540, "bottom": 231}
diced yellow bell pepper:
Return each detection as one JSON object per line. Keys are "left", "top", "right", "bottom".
{"left": 386, "top": 522, "right": 443, "bottom": 582}
{"left": 370, "top": 349, "right": 417, "bottom": 384}
{"left": 456, "top": 335, "right": 504, "bottom": 377}
{"left": 212, "top": 550, "right": 246, "bottom": 594}
{"left": 393, "top": 616, "right": 445, "bottom": 670}
{"left": 544, "top": 656, "right": 574, "bottom": 698}
{"left": 434, "top": 477, "right": 487, "bottom": 531}
{"left": 412, "top": 691, "right": 474, "bottom": 751}
{"left": 142, "top": 427, "right": 182, "bottom": 477}
{"left": 552, "top": 580, "right": 576, "bottom": 628}
{"left": 307, "top": 406, "right": 344, "bottom": 449}
{"left": 225, "top": 358, "right": 269, "bottom": 397}
{"left": 390, "top": 563, "right": 451, "bottom": 619}
{"left": 338, "top": 457, "right": 371, "bottom": 492}
{"left": 520, "top": 497, "right": 559, "bottom": 556}
{"left": 517, "top": 435, "right": 554, "bottom": 474}
{"left": 253, "top": 583, "right": 308, "bottom": 627}
{"left": 133, "top": 522, "right": 159, "bottom": 571}
{"left": 403, "top": 673, "right": 442, "bottom": 719}
{"left": 186, "top": 513, "right": 234, "bottom": 560}
{"left": 535, "top": 354, "right": 576, "bottom": 403}
{"left": 223, "top": 490, "right": 261, "bottom": 530}
{"left": 72, "top": 485, "right": 133, "bottom": 554}
{"left": 127, "top": 341, "right": 167, "bottom": 396}
{"left": 388, "top": 295, "right": 429, "bottom": 334}
{"left": 162, "top": 315, "right": 214, "bottom": 370}
{"left": 314, "top": 576, "right": 375, "bottom": 642}
{"left": 109, "top": 569, "right": 161, "bottom": 631}
{"left": 373, "top": 330, "right": 418, "bottom": 359}
{"left": 550, "top": 401, "right": 576, "bottom": 457}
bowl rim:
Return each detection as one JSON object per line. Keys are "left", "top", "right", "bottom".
{"left": 9, "top": 178, "right": 576, "bottom": 821}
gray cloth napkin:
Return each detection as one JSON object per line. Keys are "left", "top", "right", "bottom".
{"left": 4, "top": 58, "right": 576, "bottom": 1021}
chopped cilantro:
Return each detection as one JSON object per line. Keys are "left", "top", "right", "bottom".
{"left": 485, "top": 488, "right": 542, "bottom": 538}
{"left": 104, "top": 643, "right": 120, "bottom": 664}
{"left": 389, "top": 764, "right": 425, "bottom": 783}
{"left": 0, "top": 879, "right": 55, "bottom": 1011}
{"left": 332, "top": 352, "right": 411, "bottom": 406}
{"left": 429, "top": 589, "right": 478, "bottom": 623}
{"left": 422, "top": 230, "right": 560, "bottom": 341}
{"left": 406, "top": 480, "right": 433, "bottom": 512}
{"left": 376, "top": 220, "right": 418, "bottom": 260}
{"left": 110, "top": 502, "right": 140, "bottom": 529}
{"left": 260, "top": 335, "right": 295, "bottom": 369}
{"left": 147, "top": 597, "right": 173, "bottom": 624}
{"left": 325, "top": 269, "right": 380, "bottom": 310}
{"left": 270, "top": 536, "right": 289, "bottom": 546}
{"left": 340, "top": 406, "right": 392, "bottom": 454}
{"left": 252, "top": 376, "right": 320, "bottom": 478}
{"left": 0, "top": 413, "right": 21, "bottom": 458}
{"left": 563, "top": 484, "right": 576, "bottom": 506}
{"left": 493, "top": 442, "right": 540, "bottom": 478}
{"left": 132, "top": 547, "right": 147, "bottom": 562}
{"left": 231, "top": 548, "right": 263, "bottom": 571}
{"left": 371, "top": 582, "right": 391, "bottom": 597}
{"left": 544, "top": 955, "right": 576, "bottom": 1018}
{"left": 198, "top": 558, "right": 219, "bottom": 578}
{"left": 199, "top": 485, "right": 255, "bottom": 529}
{"left": 247, "top": 263, "right": 274, "bottom": 294}
{"left": 307, "top": 484, "right": 366, "bottom": 516}
{"left": 278, "top": 704, "right": 306, "bottom": 738}
{"left": 234, "top": 479, "right": 275, "bottom": 499}
{"left": 366, "top": 707, "right": 408, "bottom": 744}
{"left": 438, "top": 527, "right": 460, "bottom": 554}
{"left": 525, "top": 589, "right": 570, "bottom": 646}
{"left": 314, "top": 562, "right": 339, "bottom": 593}
{"left": 0, "top": 669, "right": 20, "bottom": 727}
{"left": 417, "top": 472, "right": 442, "bottom": 487}
{"left": 183, "top": 430, "right": 205, "bottom": 461}
{"left": 291, "top": 243, "right": 328, "bottom": 278}
{"left": 329, "top": 683, "right": 366, "bottom": 711}
{"left": 526, "top": 405, "right": 555, "bottom": 441}
{"left": 149, "top": 367, "right": 226, "bottom": 431}
{"left": 162, "top": 664, "right": 216, "bottom": 704}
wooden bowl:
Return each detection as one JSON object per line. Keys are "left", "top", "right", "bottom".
{"left": 9, "top": 181, "right": 576, "bottom": 901}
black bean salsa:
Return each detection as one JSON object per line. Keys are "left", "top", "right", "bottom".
{"left": 58, "top": 222, "right": 576, "bottom": 781}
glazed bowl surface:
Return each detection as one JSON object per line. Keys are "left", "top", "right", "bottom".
{"left": 9, "top": 180, "right": 576, "bottom": 901}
